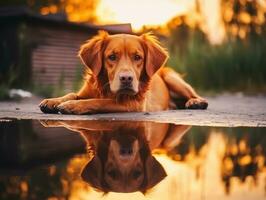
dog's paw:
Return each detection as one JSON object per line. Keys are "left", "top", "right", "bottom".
{"left": 39, "top": 99, "right": 61, "bottom": 113}
{"left": 185, "top": 98, "right": 208, "bottom": 110}
{"left": 57, "top": 101, "right": 86, "bottom": 115}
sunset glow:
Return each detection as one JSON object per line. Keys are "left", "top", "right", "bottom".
{"left": 96, "top": 0, "right": 194, "bottom": 30}
{"left": 96, "top": 0, "right": 225, "bottom": 43}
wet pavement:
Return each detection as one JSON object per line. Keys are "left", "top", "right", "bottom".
{"left": 0, "top": 94, "right": 266, "bottom": 127}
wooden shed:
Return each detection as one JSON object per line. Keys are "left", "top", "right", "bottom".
{"left": 0, "top": 7, "right": 132, "bottom": 95}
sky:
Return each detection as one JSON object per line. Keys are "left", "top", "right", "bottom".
{"left": 96, "top": 0, "right": 195, "bottom": 30}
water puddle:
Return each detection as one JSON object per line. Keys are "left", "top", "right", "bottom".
{"left": 0, "top": 119, "right": 265, "bottom": 199}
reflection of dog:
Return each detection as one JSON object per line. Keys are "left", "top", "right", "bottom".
{"left": 40, "top": 120, "right": 190, "bottom": 193}
{"left": 82, "top": 127, "right": 165, "bottom": 193}
{"left": 39, "top": 31, "right": 208, "bottom": 115}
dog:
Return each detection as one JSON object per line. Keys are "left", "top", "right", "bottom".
{"left": 40, "top": 120, "right": 191, "bottom": 193}
{"left": 39, "top": 31, "right": 208, "bottom": 114}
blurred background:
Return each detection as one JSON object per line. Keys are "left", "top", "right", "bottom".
{"left": 0, "top": 0, "right": 266, "bottom": 99}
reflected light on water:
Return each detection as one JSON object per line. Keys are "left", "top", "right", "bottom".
{"left": 65, "top": 131, "right": 266, "bottom": 200}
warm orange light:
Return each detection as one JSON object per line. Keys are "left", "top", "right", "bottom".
{"left": 40, "top": 7, "right": 50, "bottom": 15}
{"left": 97, "top": 0, "right": 225, "bottom": 44}
{"left": 96, "top": 0, "right": 191, "bottom": 31}
{"left": 239, "top": 12, "right": 251, "bottom": 24}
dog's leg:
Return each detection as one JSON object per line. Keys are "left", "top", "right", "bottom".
{"left": 160, "top": 68, "right": 208, "bottom": 109}
{"left": 162, "top": 125, "right": 191, "bottom": 150}
{"left": 40, "top": 120, "right": 101, "bottom": 150}
{"left": 39, "top": 75, "right": 99, "bottom": 113}
{"left": 57, "top": 99, "right": 142, "bottom": 115}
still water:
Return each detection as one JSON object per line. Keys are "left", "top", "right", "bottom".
{"left": 0, "top": 119, "right": 265, "bottom": 200}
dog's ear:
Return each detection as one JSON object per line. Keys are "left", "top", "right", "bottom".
{"left": 145, "top": 155, "right": 167, "bottom": 190}
{"left": 79, "top": 31, "right": 109, "bottom": 76}
{"left": 141, "top": 32, "right": 168, "bottom": 77}
{"left": 81, "top": 155, "right": 103, "bottom": 190}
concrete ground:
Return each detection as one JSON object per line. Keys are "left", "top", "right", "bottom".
{"left": 0, "top": 94, "right": 265, "bottom": 127}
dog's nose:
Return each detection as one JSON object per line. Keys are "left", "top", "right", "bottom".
{"left": 119, "top": 73, "right": 133, "bottom": 85}
{"left": 120, "top": 147, "right": 133, "bottom": 156}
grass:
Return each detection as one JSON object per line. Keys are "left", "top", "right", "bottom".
{"left": 32, "top": 65, "right": 84, "bottom": 98}
{"left": 167, "top": 33, "right": 266, "bottom": 94}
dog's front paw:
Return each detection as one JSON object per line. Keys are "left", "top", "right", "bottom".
{"left": 57, "top": 101, "right": 86, "bottom": 115}
{"left": 39, "top": 99, "right": 62, "bottom": 113}
{"left": 185, "top": 98, "right": 208, "bottom": 110}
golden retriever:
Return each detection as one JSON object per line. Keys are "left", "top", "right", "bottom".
{"left": 39, "top": 31, "right": 207, "bottom": 114}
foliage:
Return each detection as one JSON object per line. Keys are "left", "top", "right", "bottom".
{"left": 33, "top": 72, "right": 66, "bottom": 98}
{"left": 0, "top": 65, "right": 18, "bottom": 100}
{"left": 0, "top": 22, "right": 33, "bottom": 100}
{"left": 72, "top": 64, "right": 84, "bottom": 92}
{"left": 167, "top": 30, "right": 266, "bottom": 94}
{"left": 32, "top": 65, "right": 84, "bottom": 98}
{"left": 222, "top": 0, "right": 266, "bottom": 39}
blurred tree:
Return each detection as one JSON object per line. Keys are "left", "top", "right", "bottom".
{"left": 0, "top": 0, "right": 100, "bottom": 23}
{"left": 167, "top": 16, "right": 190, "bottom": 57}
{"left": 222, "top": 0, "right": 266, "bottom": 39}
{"left": 66, "top": 0, "right": 99, "bottom": 22}
{"left": 166, "top": 0, "right": 206, "bottom": 59}
{"left": 40, "top": 0, "right": 100, "bottom": 23}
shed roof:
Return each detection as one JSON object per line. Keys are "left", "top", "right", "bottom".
{"left": 0, "top": 6, "right": 132, "bottom": 34}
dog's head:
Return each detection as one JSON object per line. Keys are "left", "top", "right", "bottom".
{"left": 81, "top": 127, "right": 166, "bottom": 193}
{"left": 79, "top": 31, "right": 168, "bottom": 97}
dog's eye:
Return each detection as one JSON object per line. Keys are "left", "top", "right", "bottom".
{"left": 134, "top": 54, "right": 142, "bottom": 61}
{"left": 108, "top": 54, "right": 117, "bottom": 61}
